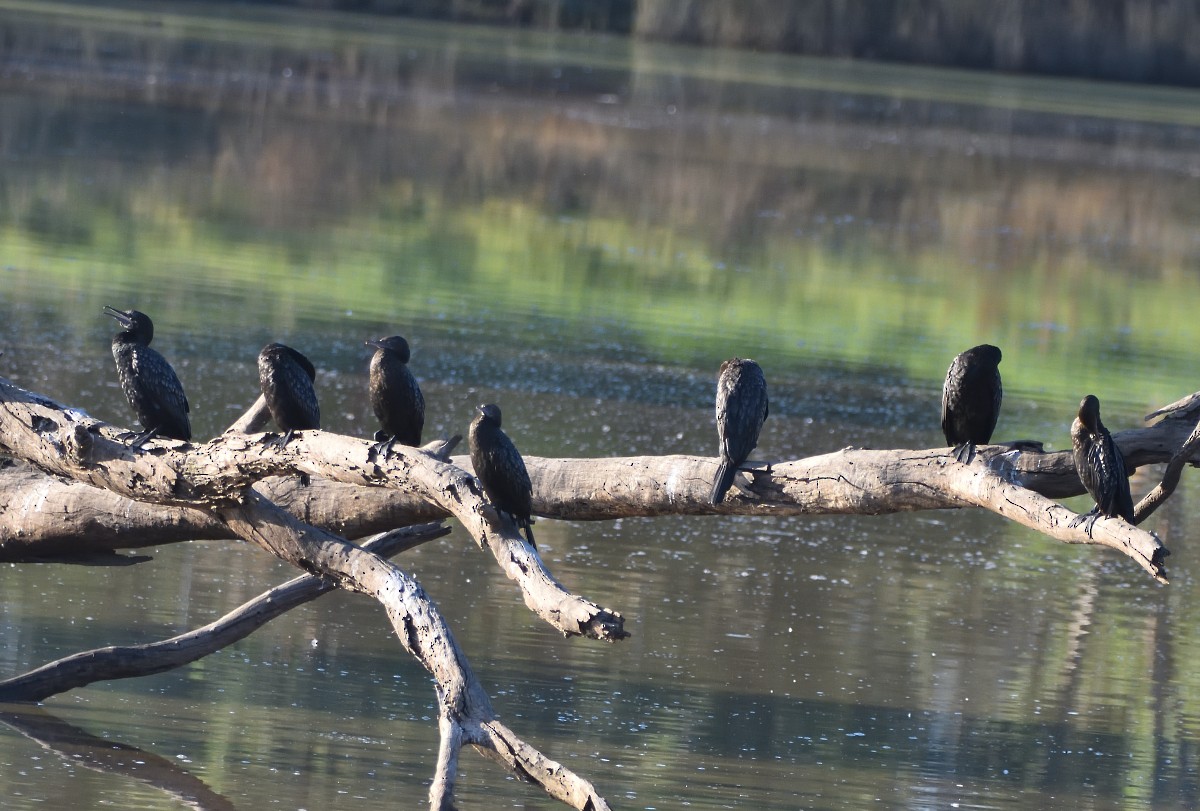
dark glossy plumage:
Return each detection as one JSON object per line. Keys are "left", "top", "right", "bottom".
{"left": 366, "top": 335, "right": 424, "bottom": 447}
{"left": 469, "top": 403, "right": 534, "bottom": 543}
{"left": 711, "top": 357, "right": 769, "bottom": 505}
{"left": 941, "top": 344, "right": 1002, "bottom": 463}
{"left": 104, "top": 306, "right": 191, "bottom": 445}
{"left": 1070, "top": 394, "right": 1134, "bottom": 533}
{"left": 257, "top": 343, "right": 320, "bottom": 444}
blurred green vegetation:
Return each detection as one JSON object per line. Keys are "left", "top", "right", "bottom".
{"left": 4, "top": 1, "right": 1200, "bottom": 416}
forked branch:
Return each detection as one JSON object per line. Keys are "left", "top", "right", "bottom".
{"left": 0, "top": 377, "right": 616, "bottom": 810}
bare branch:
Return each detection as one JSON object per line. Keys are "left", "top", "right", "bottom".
{"left": 0, "top": 377, "right": 627, "bottom": 641}
{"left": 213, "top": 492, "right": 606, "bottom": 810}
{"left": 0, "top": 459, "right": 443, "bottom": 558}
{"left": 1134, "top": 416, "right": 1200, "bottom": 524}
{"left": 0, "top": 522, "right": 450, "bottom": 702}
{"left": 0, "top": 377, "right": 616, "bottom": 809}
{"left": 469, "top": 719, "right": 613, "bottom": 811}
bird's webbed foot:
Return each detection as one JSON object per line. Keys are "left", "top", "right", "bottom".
{"left": 739, "top": 459, "right": 773, "bottom": 476}
{"left": 264, "top": 430, "right": 297, "bottom": 450}
{"left": 951, "top": 442, "right": 977, "bottom": 464}
{"left": 117, "top": 427, "right": 158, "bottom": 450}
{"left": 367, "top": 433, "right": 397, "bottom": 462}
{"left": 735, "top": 460, "right": 772, "bottom": 497}
{"left": 1068, "top": 507, "right": 1100, "bottom": 538}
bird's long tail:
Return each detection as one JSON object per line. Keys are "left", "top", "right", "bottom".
{"left": 519, "top": 518, "right": 535, "bottom": 545}
{"left": 710, "top": 459, "right": 736, "bottom": 505}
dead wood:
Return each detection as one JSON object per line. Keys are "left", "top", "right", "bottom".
{"left": 2, "top": 381, "right": 1191, "bottom": 581}
{"left": 0, "top": 377, "right": 616, "bottom": 810}
{"left": 0, "top": 378, "right": 625, "bottom": 641}
{"left": 1, "top": 376, "right": 1195, "bottom": 807}
{"left": 0, "top": 522, "right": 450, "bottom": 702}
{"left": 0, "top": 460, "right": 444, "bottom": 558}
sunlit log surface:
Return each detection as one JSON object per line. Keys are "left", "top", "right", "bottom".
{"left": 0, "top": 378, "right": 625, "bottom": 641}
{"left": 3, "top": 379, "right": 1192, "bottom": 582}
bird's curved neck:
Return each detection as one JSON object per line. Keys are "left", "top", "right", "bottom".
{"left": 113, "top": 331, "right": 143, "bottom": 346}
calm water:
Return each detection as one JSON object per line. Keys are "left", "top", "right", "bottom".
{"left": 3, "top": 3, "right": 1200, "bottom": 809}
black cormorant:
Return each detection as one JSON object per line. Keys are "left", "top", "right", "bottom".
{"left": 257, "top": 342, "right": 320, "bottom": 447}
{"left": 104, "top": 306, "right": 191, "bottom": 447}
{"left": 469, "top": 403, "right": 534, "bottom": 543}
{"left": 1069, "top": 394, "right": 1135, "bottom": 535}
{"left": 711, "top": 357, "right": 769, "bottom": 505}
{"left": 941, "top": 344, "right": 1002, "bottom": 463}
{"left": 366, "top": 335, "right": 424, "bottom": 451}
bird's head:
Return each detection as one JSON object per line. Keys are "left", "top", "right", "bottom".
{"left": 365, "top": 335, "right": 411, "bottom": 363}
{"left": 975, "top": 344, "right": 1002, "bottom": 366}
{"left": 1077, "top": 394, "right": 1101, "bottom": 431}
{"left": 104, "top": 306, "right": 154, "bottom": 343}
{"left": 476, "top": 403, "right": 502, "bottom": 426}
{"left": 259, "top": 342, "right": 317, "bottom": 381}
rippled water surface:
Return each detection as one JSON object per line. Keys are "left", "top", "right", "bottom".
{"left": 3, "top": 2, "right": 1200, "bottom": 809}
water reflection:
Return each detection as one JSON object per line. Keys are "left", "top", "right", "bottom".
{"left": 5, "top": 3, "right": 1200, "bottom": 412}
{"left": 0, "top": 706, "right": 237, "bottom": 811}
{"left": 3, "top": 2, "right": 1200, "bottom": 809}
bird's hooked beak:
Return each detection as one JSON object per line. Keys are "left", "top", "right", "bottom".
{"left": 103, "top": 306, "right": 133, "bottom": 329}
{"left": 364, "top": 339, "right": 386, "bottom": 351}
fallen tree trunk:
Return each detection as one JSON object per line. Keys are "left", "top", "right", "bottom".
{"left": 5, "top": 394, "right": 1198, "bottom": 554}
{"left": 3, "top": 383, "right": 1188, "bottom": 581}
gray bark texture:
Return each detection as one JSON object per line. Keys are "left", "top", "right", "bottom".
{"left": 3, "top": 379, "right": 1188, "bottom": 581}
{"left": 1, "top": 375, "right": 1195, "bottom": 808}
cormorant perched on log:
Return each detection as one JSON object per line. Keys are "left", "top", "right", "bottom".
{"left": 257, "top": 342, "right": 320, "bottom": 447}
{"left": 1070, "top": 394, "right": 1135, "bottom": 536}
{"left": 366, "top": 335, "right": 424, "bottom": 452}
{"left": 941, "top": 344, "right": 1002, "bottom": 464}
{"left": 469, "top": 403, "right": 534, "bottom": 543}
{"left": 103, "top": 306, "right": 191, "bottom": 447}
{"left": 711, "top": 357, "right": 769, "bottom": 505}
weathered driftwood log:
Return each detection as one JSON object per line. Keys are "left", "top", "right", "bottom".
{"left": 6, "top": 394, "right": 1195, "bottom": 552}
{"left": 4, "top": 381, "right": 1191, "bottom": 582}
{"left": 0, "top": 461, "right": 445, "bottom": 557}
{"left": 0, "top": 378, "right": 616, "bottom": 811}
{"left": 212, "top": 489, "right": 610, "bottom": 810}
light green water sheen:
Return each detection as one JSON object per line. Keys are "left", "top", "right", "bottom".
{"left": 3, "top": 2, "right": 1200, "bottom": 809}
